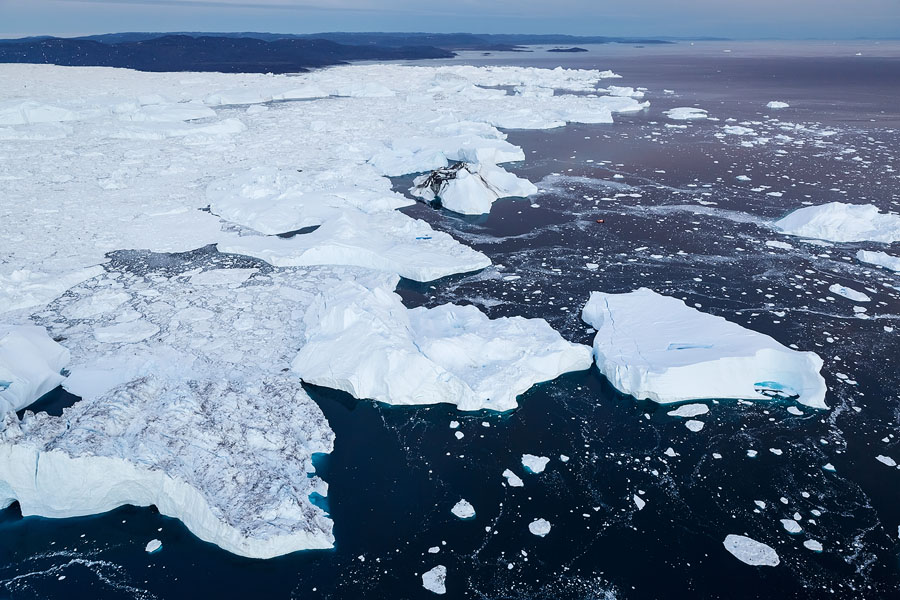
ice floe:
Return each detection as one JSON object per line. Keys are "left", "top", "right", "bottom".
{"left": 293, "top": 280, "right": 592, "bottom": 411}
{"left": 581, "top": 288, "right": 828, "bottom": 408}
{"left": 522, "top": 454, "right": 550, "bottom": 474}
{"left": 856, "top": 250, "right": 900, "bottom": 271}
{"left": 665, "top": 107, "right": 708, "bottom": 120}
{"left": 774, "top": 202, "right": 900, "bottom": 243}
{"left": 503, "top": 469, "right": 525, "bottom": 487}
{"left": 422, "top": 565, "right": 447, "bottom": 595}
{"left": 827, "top": 284, "right": 871, "bottom": 303}
{"left": 528, "top": 518, "right": 552, "bottom": 537}
{"left": 0, "top": 325, "right": 70, "bottom": 414}
{"left": 451, "top": 499, "right": 476, "bottom": 519}
{"left": 723, "top": 535, "right": 780, "bottom": 566}
{"left": 766, "top": 101, "right": 790, "bottom": 109}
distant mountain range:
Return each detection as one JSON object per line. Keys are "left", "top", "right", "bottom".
{"left": 0, "top": 32, "right": 673, "bottom": 73}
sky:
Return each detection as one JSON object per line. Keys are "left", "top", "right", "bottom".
{"left": 1, "top": 0, "right": 899, "bottom": 39}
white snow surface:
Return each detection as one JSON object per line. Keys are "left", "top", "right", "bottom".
{"left": 723, "top": 534, "right": 780, "bottom": 566}
{"left": 292, "top": 280, "right": 593, "bottom": 411}
{"left": 422, "top": 565, "right": 447, "bottom": 595}
{"left": 410, "top": 162, "right": 538, "bottom": 216}
{"left": 1, "top": 63, "right": 646, "bottom": 312}
{"left": 774, "top": 202, "right": 900, "bottom": 243}
{"left": 0, "top": 325, "right": 70, "bottom": 414}
{"left": 581, "top": 289, "right": 828, "bottom": 409}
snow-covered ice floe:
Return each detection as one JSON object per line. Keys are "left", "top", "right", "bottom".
{"left": 857, "top": 250, "right": 900, "bottom": 272}
{"left": 293, "top": 280, "right": 593, "bottom": 411}
{"left": 766, "top": 101, "right": 790, "bottom": 109}
{"left": 664, "top": 107, "right": 708, "bottom": 120}
{"left": 723, "top": 534, "right": 780, "bottom": 566}
{"left": 422, "top": 565, "right": 447, "bottom": 595}
{"left": 0, "top": 325, "right": 69, "bottom": 414}
{"left": 581, "top": 289, "right": 828, "bottom": 409}
{"left": 773, "top": 202, "right": 900, "bottom": 243}
{"left": 410, "top": 162, "right": 538, "bottom": 215}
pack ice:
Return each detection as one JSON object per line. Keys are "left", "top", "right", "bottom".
{"left": 774, "top": 202, "right": 900, "bottom": 243}
{"left": 581, "top": 289, "right": 827, "bottom": 409}
{"left": 293, "top": 279, "right": 593, "bottom": 411}
{"left": 0, "top": 263, "right": 395, "bottom": 559}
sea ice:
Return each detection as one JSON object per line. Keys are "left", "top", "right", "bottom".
{"left": 503, "top": 469, "right": 525, "bottom": 487}
{"left": 145, "top": 539, "right": 162, "bottom": 553}
{"left": 451, "top": 499, "right": 476, "bottom": 519}
{"left": 766, "top": 101, "right": 790, "bottom": 109}
{"left": 781, "top": 519, "right": 803, "bottom": 534}
{"left": 528, "top": 518, "right": 552, "bottom": 537}
{"left": 665, "top": 107, "right": 708, "bottom": 120}
{"left": 723, "top": 534, "right": 780, "bottom": 566}
{"left": 774, "top": 202, "right": 900, "bottom": 243}
{"left": 410, "top": 162, "right": 538, "bottom": 215}
{"left": 522, "top": 454, "right": 550, "bottom": 474}
{"left": 685, "top": 420, "right": 705, "bottom": 432}
{"left": 293, "top": 281, "right": 592, "bottom": 411}
{"left": 827, "top": 284, "right": 871, "bottom": 303}
{"left": 667, "top": 404, "right": 710, "bottom": 418}
{"left": 0, "top": 325, "right": 70, "bottom": 414}
{"left": 856, "top": 250, "right": 900, "bottom": 272}
{"left": 422, "top": 565, "right": 447, "bottom": 595}
{"left": 581, "top": 288, "right": 828, "bottom": 408}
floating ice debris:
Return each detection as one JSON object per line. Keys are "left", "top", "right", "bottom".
{"left": 787, "top": 406, "right": 804, "bottom": 416}
{"left": 145, "top": 539, "right": 162, "bottom": 553}
{"left": 528, "top": 518, "right": 552, "bottom": 537}
{"left": 827, "top": 284, "right": 871, "bottom": 303}
{"left": 422, "top": 565, "right": 447, "bottom": 595}
{"left": 774, "top": 202, "right": 900, "bottom": 243}
{"left": 559, "top": 454, "right": 570, "bottom": 463}
{"left": 410, "top": 162, "right": 537, "bottom": 215}
{"left": 503, "top": 469, "right": 525, "bottom": 487}
{"left": 736, "top": 175, "right": 752, "bottom": 181}
{"left": 876, "top": 455, "right": 897, "bottom": 467}
{"left": 767, "top": 101, "right": 790, "bottom": 109}
{"left": 0, "top": 325, "right": 70, "bottom": 415}
{"left": 295, "top": 281, "right": 592, "bottom": 411}
{"left": 667, "top": 404, "right": 709, "bottom": 418}
{"left": 522, "top": 454, "right": 550, "bottom": 474}
{"left": 823, "top": 463, "right": 836, "bottom": 472}
{"left": 781, "top": 519, "right": 803, "bottom": 534}
{"left": 723, "top": 534, "right": 780, "bottom": 566}
{"left": 633, "top": 495, "right": 646, "bottom": 510}
{"left": 665, "top": 107, "right": 708, "bottom": 120}
{"left": 451, "top": 499, "right": 476, "bottom": 520}
{"left": 428, "top": 546, "right": 440, "bottom": 554}
{"left": 581, "top": 289, "right": 828, "bottom": 408}
{"left": 765, "top": 240, "right": 794, "bottom": 250}
{"left": 804, "top": 540, "right": 823, "bottom": 552}
{"left": 856, "top": 250, "right": 900, "bottom": 272}
{"left": 685, "top": 420, "right": 705, "bottom": 432}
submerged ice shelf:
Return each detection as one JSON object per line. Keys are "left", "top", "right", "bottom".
{"left": 581, "top": 289, "right": 828, "bottom": 409}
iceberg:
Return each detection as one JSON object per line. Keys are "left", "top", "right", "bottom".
{"left": 410, "top": 162, "right": 538, "bottom": 215}
{"left": 0, "top": 325, "right": 70, "bottom": 415}
{"left": 723, "top": 534, "right": 780, "bottom": 566}
{"left": 521, "top": 454, "right": 550, "bottom": 474}
{"left": 0, "top": 263, "right": 396, "bottom": 559}
{"left": 774, "top": 202, "right": 900, "bottom": 243}
{"left": 857, "top": 250, "right": 900, "bottom": 271}
{"left": 293, "top": 280, "right": 593, "bottom": 411}
{"left": 827, "top": 284, "right": 871, "bottom": 303}
{"left": 528, "top": 518, "right": 552, "bottom": 537}
{"left": 422, "top": 565, "right": 447, "bottom": 595}
{"left": 665, "top": 107, "right": 708, "bottom": 120}
{"left": 451, "top": 499, "right": 476, "bottom": 519}
{"left": 581, "top": 289, "right": 828, "bottom": 409}
{"left": 766, "top": 101, "right": 790, "bottom": 109}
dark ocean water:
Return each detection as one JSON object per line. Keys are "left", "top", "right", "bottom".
{"left": 2, "top": 42, "right": 899, "bottom": 599}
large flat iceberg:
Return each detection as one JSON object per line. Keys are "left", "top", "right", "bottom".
{"left": 293, "top": 280, "right": 593, "bottom": 411}
{"left": 774, "top": 202, "right": 900, "bottom": 243}
{"left": 581, "top": 288, "right": 827, "bottom": 409}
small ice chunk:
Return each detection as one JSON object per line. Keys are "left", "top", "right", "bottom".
{"left": 803, "top": 539, "right": 823, "bottom": 552}
{"left": 428, "top": 546, "right": 440, "bottom": 554}
{"left": 503, "top": 469, "right": 524, "bottom": 487}
{"left": 685, "top": 420, "right": 705, "bottom": 432}
{"left": 766, "top": 101, "right": 790, "bottom": 109}
{"left": 633, "top": 495, "right": 646, "bottom": 510}
{"left": 528, "top": 518, "right": 552, "bottom": 537}
{"left": 665, "top": 107, "right": 708, "bottom": 121}
{"left": 780, "top": 519, "right": 802, "bottom": 534}
{"left": 422, "top": 565, "right": 447, "bottom": 595}
{"left": 522, "top": 454, "right": 550, "bottom": 474}
{"left": 145, "top": 539, "right": 162, "bottom": 553}
{"left": 451, "top": 499, "right": 476, "bottom": 519}
{"left": 723, "top": 534, "right": 780, "bottom": 566}
{"left": 667, "top": 404, "right": 709, "bottom": 418}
